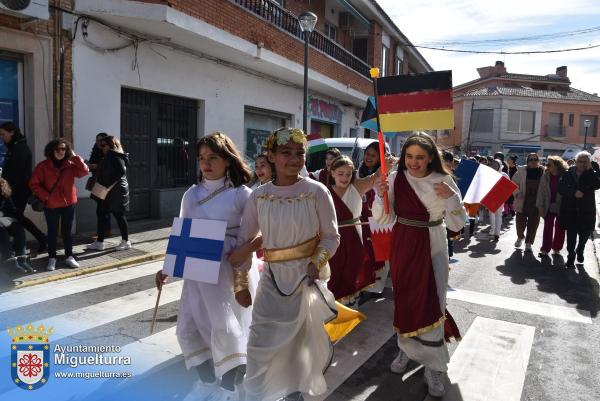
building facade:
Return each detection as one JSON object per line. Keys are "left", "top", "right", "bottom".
{"left": 439, "top": 61, "right": 600, "bottom": 161}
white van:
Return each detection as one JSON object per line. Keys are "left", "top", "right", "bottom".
{"left": 306, "top": 137, "right": 378, "bottom": 172}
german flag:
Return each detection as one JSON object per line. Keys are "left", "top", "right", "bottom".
{"left": 376, "top": 70, "right": 454, "bottom": 132}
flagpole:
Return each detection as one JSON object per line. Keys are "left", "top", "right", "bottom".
{"left": 369, "top": 67, "right": 390, "bottom": 214}
{"left": 150, "top": 286, "right": 162, "bottom": 334}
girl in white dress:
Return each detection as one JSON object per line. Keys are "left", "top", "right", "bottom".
{"left": 155, "top": 132, "right": 258, "bottom": 401}
{"left": 373, "top": 132, "right": 467, "bottom": 398}
{"left": 234, "top": 127, "right": 340, "bottom": 401}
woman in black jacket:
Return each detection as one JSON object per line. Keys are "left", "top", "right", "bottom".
{"left": 86, "top": 135, "right": 131, "bottom": 251}
{"left": 0, "top": 177, "right": 35, "bottom": 272}
{"left": 0, "top": 122, "right": 47, "bottom": 252}
{"left": 558, "top": 151, "right": 600, "bottom": 267}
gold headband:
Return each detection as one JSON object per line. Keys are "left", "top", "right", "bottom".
{"left": 265, "top": 127, "right": 306, "bottom": 151}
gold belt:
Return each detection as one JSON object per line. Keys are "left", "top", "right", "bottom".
{"left": 263, "top": 235, "right": 319, "bottom": 263}
{"left": 337, "top": 216, "right": 360, "bottom": 226}
{"left": 396, "top": 216, "right": 443, "bottom": 227}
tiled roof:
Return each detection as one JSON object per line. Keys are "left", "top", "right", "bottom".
{"left": 457, "top": 86, "right": 600, "bottom": 102}
{"left": 498, "top": 73, "right": 570, "bottom": 83}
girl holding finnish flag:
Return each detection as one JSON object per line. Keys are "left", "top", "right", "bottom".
{"left": 372, "top": 132, "right": 466, "bottom": 398}
{"left": 155, "top": 132, "right": 258, "bottom": 401}
{"left": 233, "top": 127, "right": 340, "bottom": 401}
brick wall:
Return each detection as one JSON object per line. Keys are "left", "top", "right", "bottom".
{"left": 0, "top": 0, "right": 74, "bottom": 142}
{"left": 141, "top": 0, "right": 372, "bottom": 95}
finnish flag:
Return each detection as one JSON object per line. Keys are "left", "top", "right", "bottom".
{"left": 162, "top": 217, "right": 227, "bottom": 284}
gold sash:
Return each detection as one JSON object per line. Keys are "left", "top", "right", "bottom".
{"left": 263, "top": 235, "right": 319, "bottom": 263}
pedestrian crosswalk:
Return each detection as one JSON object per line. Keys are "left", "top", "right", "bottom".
{"left": 0, "top": 259, "right": 595, "bottom": 401}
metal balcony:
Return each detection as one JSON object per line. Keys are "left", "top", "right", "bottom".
{"left": 232, "top": 0, "right": 371, "bottom": 78}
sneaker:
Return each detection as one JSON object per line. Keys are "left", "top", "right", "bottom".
{"left": 65, "top": 256, "right": 80, "bottom": 269}
{"left": 16, "top": 256, "right": 36, "bottom": 273}
{"left": 115, "top": 240, "right": 132, "bottom": 251}
{"left": 182, "top": 380, "right": 219, "bottom": 401}
{"left": 390, "top": 349, "right": 410, "bottom": 374}
{"left": 524, "top": 243, "right": 532, "bottom": 252}
{"left": 86, "top": 241, "right": 105, "bottom": 251}
{"left": 206, "top": 386, "right": 240, "bottom": 401}
{"left": 423, "top": 367, "right": 446, "bottom": 397}
{"left": 576, "top": 251, "right": 584, "bottom": 263}
{"left": 46, "top": 258, "right": 57, "bottom": 271}
{"left": 514, "top": 238, "right": 524, "bottom": 248}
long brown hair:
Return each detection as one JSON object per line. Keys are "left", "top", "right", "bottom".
{"left": 196, "top": 132, "right": 252, "bottom": 187}
{"left": 102, "top": 135, "right": 124, "bottom": 153}
{"left": 327, "top": 155, "right": 356, "bottom": 187}
{"left": 547, "top": 155, "right": 568, "bottom": 174}
{"left": 398, "top": 132, "right": 451, "bottom": 175}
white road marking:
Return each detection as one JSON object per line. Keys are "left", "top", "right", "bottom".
{"left": 0, "top": 261, "right": 164, "bottom": 313}
{"left": 446, "top": 316, "right": 536, "bottom": 401}
{"left": 448, "top": 287, "right": 592, "bottom": 324}
{"left": 1, "top": 281, "right": 183, "bottom": 358}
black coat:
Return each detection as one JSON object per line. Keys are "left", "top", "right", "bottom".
{"left": 93, "top": 151, "right": 130, "bottom": 213}
{"left": 0, "top": 195, "right": 18, "bottom": 219}
{"left": 558, "top": 164, "right": 600, "bottom": 232}
{"left": 1, "top": 135, "right": 33, "bottom": 207}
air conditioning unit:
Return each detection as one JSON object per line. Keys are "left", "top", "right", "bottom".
{"left": 0, "top": 0, "right": 49, "bottom": 20}
{"left": 339, "top": 12, "right": 354, "bottom": 29}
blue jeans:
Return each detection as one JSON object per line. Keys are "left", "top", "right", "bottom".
{"left": 44, "top": 205, "right": 75, "bottom": 258}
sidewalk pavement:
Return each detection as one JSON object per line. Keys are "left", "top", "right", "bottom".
{"left": 0, "top": 218, "right": 172, "bottom": 293}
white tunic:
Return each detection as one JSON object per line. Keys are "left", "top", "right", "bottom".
{"left": 237, "top": 178, "right": 340, "bottom": 401}
{"left": 372, "top": 170, "right": 467, "bottom": 372}
{"left": 340, "top": 184, "right": 364, "bottom": 241}
{"left": 176, "top": 177, "right": 258, "bottom": 377}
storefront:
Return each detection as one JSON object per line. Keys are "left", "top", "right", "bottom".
{"left": 309, "top": 97, "right": 343, "bottom": 138}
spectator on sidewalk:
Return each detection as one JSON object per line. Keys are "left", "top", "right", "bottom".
{"left": 86, "top": 132, "right": 112, "bottom": 237}
{"left": 29, "top": 139, "right": 89, "bottom": 271}
{"left": 536, "top": 156, "right": 568, "bottom": 258}
{"left": 0, "top": 177, "right": 35, "bottom": 273}
{"left": 0, "top": 121, "right": 47, "bottom": 253}
{"left": 86, "top": 136, "right": 131, "bottom": 251}
{"left": 558, "top": 151, "right": 600, "bottom": 267}
{"left": 512, "top": 153, "right": 544, "bottom": 252}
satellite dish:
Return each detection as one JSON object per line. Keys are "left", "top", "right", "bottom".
{"left": 0, "top": 0, "right": 31, "bottom": 11}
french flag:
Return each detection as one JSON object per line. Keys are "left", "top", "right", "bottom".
{"left": 162, "top": 217, "right": 227, "bottom": 284}
{"left": 454, "top": 160, "right": 518, "bottom": 213}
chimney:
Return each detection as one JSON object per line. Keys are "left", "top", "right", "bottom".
{"left": 556, "top": 66, "right": 568, "bottom": 78}
{"left": 494, "top": 60, "right": 507, "bottom": 74}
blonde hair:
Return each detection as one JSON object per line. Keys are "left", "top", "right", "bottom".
{"left": 547, "top": 155, "right": 568, "bottom": 173}
{"left": 0, "top": 177, "right": 12, "bottom": 199}
{"left": 328, "top": 155, "right": 355, "bottom": 186}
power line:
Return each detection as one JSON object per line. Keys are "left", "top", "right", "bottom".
{"left": 405, "top": 43, "right": 600, "bottom": 54}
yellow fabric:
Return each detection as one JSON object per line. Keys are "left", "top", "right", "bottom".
{"left": 379, "top": 109, "right": 454, "bottom": 132}
{"left": 262, "top": 235, "right": 319, "bottom": 263}
{"left": 324, "top": 302, "right": 366, "bottom": 343}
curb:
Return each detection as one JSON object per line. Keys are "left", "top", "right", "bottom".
{"left": 13, "top": 252, "right": 166, "bottom": 289}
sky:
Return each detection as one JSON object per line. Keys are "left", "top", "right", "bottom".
{"left": 377, "top": 0, "right": 600, "bottom": 95}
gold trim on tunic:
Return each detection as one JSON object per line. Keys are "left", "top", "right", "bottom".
{"left": 394, "top": 315, "right": 445, "bottom": 338}
{"left": 396, "top": 217, "right": 443, "bottom": 227}
{"left": 262, "top": 235, "right": 319, "bottom": 263}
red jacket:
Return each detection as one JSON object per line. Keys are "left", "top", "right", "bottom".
{"left": 29, "top": 155, "right": 89, "bottom": 209}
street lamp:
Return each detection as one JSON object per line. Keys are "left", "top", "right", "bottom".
{"left": 583, "top": 119, "right": 591, "bottom": 150}
{"left": 298, "top": 11, "right": 317, "bottom": 133}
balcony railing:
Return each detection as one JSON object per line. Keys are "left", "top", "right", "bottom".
{"left": 544, "top": 124, "right": 566, "bottom": 137}
{"left": 232, "top": 0, "right": 371, "bottom": 78}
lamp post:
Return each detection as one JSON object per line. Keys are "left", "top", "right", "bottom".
{"left": 298, "top": 11, "right": 317, "bottom": 133}
{"left": 583, "top": 119, "right": 591, "bottom": 150}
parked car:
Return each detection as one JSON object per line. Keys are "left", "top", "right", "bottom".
{"left": 306, "top": 137, "right": 378, "bottom": 172}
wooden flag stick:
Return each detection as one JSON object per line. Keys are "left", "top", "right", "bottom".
{"left": 150, "top": 286, "right": 162, "bottom": 334}
{"left": 369, "top": 67, "right": 390, "bottom": 214}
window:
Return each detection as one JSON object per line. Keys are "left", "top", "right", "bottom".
{"left": 579, "top": 115, "right": 598, "bottom": 137}
{"left": 381, "top": 45, "right": 389, "bottom": 77}
{"left": 568, "top": 113, "right": 574, "bottom": 127}
{"left": 547, "top": 112, "right": 564, "bottom": 137}
{"left": 470, "top": 109, "right": 494, "bottom": 132}
{"left": 507, "top": 110, "right": 535, "bottom": 134}
{"left": 324, "top": 22, "right": 337, "bottom": 41}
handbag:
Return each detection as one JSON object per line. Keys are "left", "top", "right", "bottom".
{"left": 85, "top": 176, "right": 96, "bottom": 191}
{"left": 28, "top": 168, "right": 64, "bottom": 212}
{"left": 91, "top": 181, "right": 117, "bottom": 200}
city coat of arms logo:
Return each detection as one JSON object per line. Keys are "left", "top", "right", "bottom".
{"left": 8, "top": 324, "right": 53, "bottom": 390}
